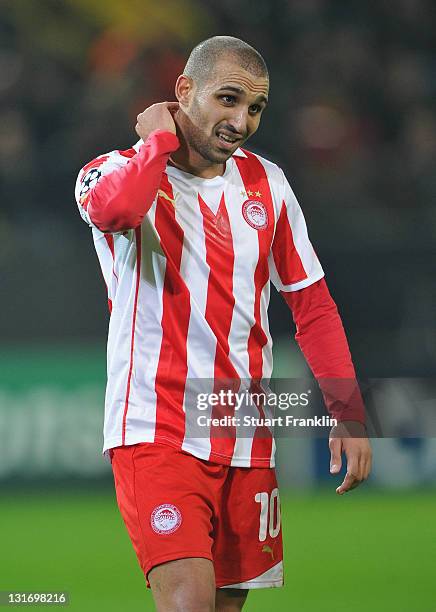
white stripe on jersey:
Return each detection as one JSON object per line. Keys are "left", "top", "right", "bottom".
{"left": 166, "top": 172, "right": 217, "bottom": 457}
{"left": 121, "top": 203, "right": 167, "bottom": 446}
{"left": 103, "top": 230, "right": 139, "bottom": 446}
{"left": 226, "top": 166, "right": 257, "bottom": 379}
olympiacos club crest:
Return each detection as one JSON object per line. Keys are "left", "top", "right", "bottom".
{"left": 242, "top": 200, "right": 269, "bottom": 230}
{"left": 150, "top": 503, "right": 182, "bottom": 534}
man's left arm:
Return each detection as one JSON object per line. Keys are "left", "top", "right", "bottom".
{"left": 269, "top": 168, "right": 371, "bottom": 494}
{"left": 281, "top": 279, "right": 372, "bottom": 494}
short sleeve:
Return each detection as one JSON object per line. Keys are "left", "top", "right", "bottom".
{"left": 74, "top": 151, "right": 130, "bottom": 229}
{"left": 268, "top": 169, "right": 324, "bottom": 292}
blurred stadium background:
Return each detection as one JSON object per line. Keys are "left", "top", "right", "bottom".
{"left": 1, "top": 1, "right": 435, "bottom": 610}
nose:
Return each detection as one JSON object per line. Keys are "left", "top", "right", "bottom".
{"left": 227, "top": 107, "right": 249, "bottom": 136}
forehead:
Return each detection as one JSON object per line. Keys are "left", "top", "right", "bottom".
{"left": 206, "top": 61, "right": 269, "bottom": 96}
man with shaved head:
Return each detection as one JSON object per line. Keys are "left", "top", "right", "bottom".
{"left": 184, "top": 35, "right": 269, "bottom": 84}
{"left": 75, "top": 35, "right": 371, "bottom": 611}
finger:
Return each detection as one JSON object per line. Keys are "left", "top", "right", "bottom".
{"left": 357, "top": 451, "right": 365, "bottom": 481}
{"left": 355, "top": 442, "right": 371, "bottom": 481}
{"left": 348, "top": 452, "right": 361, "bottom": 480}
{"left": 336, "top": 452, "right": 360, "bottom": 494}
{"left": 363, "top": 451, "right": 372, "bottom": 480}
{"left": 329, "top": 438, "right": 342, "bottom": 474}
{"left": 361, "top": 450, "right": 371, "bottom": 481}
{"left": 362, "top": 460, "right": 370, "bottom": 481}
{"left": 336, "top": 471, "right": 360, "bottom": 495}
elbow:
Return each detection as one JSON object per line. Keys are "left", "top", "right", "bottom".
{"left": 92, "top": 213, "right": 141, "bottom": 233}
{"left": 88, "top": 194, "right": 142, "bottom": 233}
{"left": 93, "top": 212, "right": 140, "bottom": 233}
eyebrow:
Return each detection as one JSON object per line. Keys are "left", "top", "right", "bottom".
{"left": 217, "top": 86, "right": 268, "bottom": 105}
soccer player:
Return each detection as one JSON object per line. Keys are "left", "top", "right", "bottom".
{"left": 75, "top": 36, "right": 371, "bottom": 612}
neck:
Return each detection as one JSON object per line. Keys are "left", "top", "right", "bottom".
{"left": 168, "top": 151, "right": 225, "bottom": 179}
{"left": 169, "top": 113, "right": 226, "bottom": 179}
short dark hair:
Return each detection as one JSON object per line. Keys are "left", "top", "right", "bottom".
{"left": 184, "top": 36, "right": 269, "bottom": 85}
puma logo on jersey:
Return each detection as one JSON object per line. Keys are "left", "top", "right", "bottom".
{"left": 158, "top": 189, "right": 176, "bottom": 207}
{"left": 262, "top": 545, "right": 274, "bottom": 560}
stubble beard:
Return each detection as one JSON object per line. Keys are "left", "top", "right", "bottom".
{"left": 186, "top": 122, "right": 229, "bottom": 164}
{"left": 184, "top": 102, "right": 234, "bottom": 164}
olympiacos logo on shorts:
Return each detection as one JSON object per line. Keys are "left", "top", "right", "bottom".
{"left": 151, "top": 504, "right": 182, "bottom": 535}
{"left": 242, "top": 200, "right": 269, "bottom": 231}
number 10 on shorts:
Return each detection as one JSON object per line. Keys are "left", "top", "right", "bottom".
{"left": 255, "top": 488, "right": 281, "bottom": 542}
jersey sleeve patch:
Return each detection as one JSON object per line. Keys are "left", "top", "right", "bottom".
{"left": 79, "top": 167, "right": 102, "bottom": 207}
{"left": 74, "top": 150, "right": 130, "bottom": 230}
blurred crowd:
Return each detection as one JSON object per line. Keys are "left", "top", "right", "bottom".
{"left": 1, "top": 0, "right": 435, "bottom": 375}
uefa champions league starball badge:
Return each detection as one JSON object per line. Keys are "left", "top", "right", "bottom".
{"left": 242, "top": 199, "right": 269, "bottom": 230}
{"left": 79, "top": 168, "right": 102, "bottom": 198}
{"left": 150, "top": 504, "right": 182, "bottom": 534}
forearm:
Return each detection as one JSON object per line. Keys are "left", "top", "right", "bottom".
{"left": 87, "top": 130, "right": 180, "bottom": 232}
{"left": 281, "top": 279, "right": 366, "bottom": 424}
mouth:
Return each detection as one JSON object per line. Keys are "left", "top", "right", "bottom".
{"left": 215, "top": 129, "right": 241, "bottom": 150}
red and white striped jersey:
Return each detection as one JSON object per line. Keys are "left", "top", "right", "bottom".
{"left": 75, "top": 137, "right": 324, "bottom": 467}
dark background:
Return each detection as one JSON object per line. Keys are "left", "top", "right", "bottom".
{"left": 1, "top": 0, "right": 435, "bottom": 377}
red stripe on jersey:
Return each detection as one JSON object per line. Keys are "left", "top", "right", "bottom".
{"left": 81, "top": 155, "right": 109, "bottom": 176}
{"left": 235, "top": 151, "right": 276, "bottom": 464}
{"left": 104, "top": 233, "right": 114, "bottom": 256}
{"left": 272, "top": 200, "right": 307, "bottom": 284}
{"left": 104, "top": 234, "right": 119, "bottom": 283}
{"left": 117, "top": 148, "right": 136, "bottom": 159}
{"left": 154, "top": 174, "right": 190, "bottom": 445}
{"left": 198, "top": 193, "right": 239, "bottom": 462}
{"left": 122, "top": 227, "right": 142, "bottom": 444}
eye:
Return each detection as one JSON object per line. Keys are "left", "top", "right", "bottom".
{"left": 220, "top": 94, "right": 236, "bottom": 105}
{"left": 249, "top": 104, "right": 262, "bottom": 114}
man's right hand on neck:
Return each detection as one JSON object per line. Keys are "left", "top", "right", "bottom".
{"left": 135, "top": 101, "right": 179, "bottom": 141}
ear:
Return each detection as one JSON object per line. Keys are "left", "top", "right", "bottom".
{"left": 175, "top": 74, "right": 193, "bottom": 107}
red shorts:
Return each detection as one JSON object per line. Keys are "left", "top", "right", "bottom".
{"left": 110, "top": 442, "right": 283, "bottom": 589}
